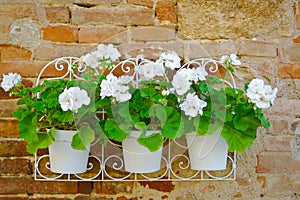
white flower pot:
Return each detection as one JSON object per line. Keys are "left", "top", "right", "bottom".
{"left": 122, "top": 130, "right": 162, "bottom": 173}
{"left": 48, "top": 130, "right": 90, "bottom": 174}
{"left": 186, "top": 130, "right": 228, "bottom": 170}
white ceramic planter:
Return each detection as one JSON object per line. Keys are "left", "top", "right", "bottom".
{"left": 48, "top": 130, "right": 90, "bottom": 174}
{"left": 122, "top": 130, "right": 162, "bottom": 173}
{"left": 186, "top": 130, "right": 228, "bottom": 170}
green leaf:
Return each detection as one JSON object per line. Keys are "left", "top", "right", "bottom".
{"left": 134, "top": 122, "right": 147, "bottom": 134}
{"left": 104, "top": 119, "right": 130, "bottom": 142}
{"left": 71, "top": 126, "right": 95, "bottom": 150}
{"left": 137, "top": 132, "right": 164, "bottom": 152}
{"left": 221, "top": 123, "right": 257, "bottom": 152}
{"left": 161, "top": 107, "right": 182, "bottom": 139}
{"left": 26, "top": 131, "right": 54, "bottom": 154}
{"left": 18, "top": 112, "right": 38, "bottom": 143}
{"left": 53, "top": 111, "right": 74, "bottom": 123}
{"left": 256, "top": 109, "right": 270, "bottom": 128}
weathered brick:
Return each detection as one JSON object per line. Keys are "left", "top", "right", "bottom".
{"left": 238, "top": 40, "right": 277, "bottom": 57}
{"left": 257, "top": 154, "right": 300, "bottom": 173}
{"left": 0, "top": 4, "right": 37, "bottom": 20}
{"left": 0, "top": 99, "right": 18, "bottom": 117}
{"left": 0, "top": 118, "right": 19, "bottom": 138}
{"left": 128, "top": 0, "right": 154, "bottom": 8}
{"left": 281, "top": 43, "right": 300, "bottom": 63}
{"left": 263, "top": 136, "right": 294, "bottom": 152}
{"left": 156, "top": 1, "right": 177, "bottom": 23}
{"left": 118, "top": 42, "right": 184, "bottom": 60}
{"left": 189, "top": 40, "right": 237, "bottom": 59}
{"left": 0, "top": 158, "right": 31, "bottom": 175}
{"left": 265, "top": 174, "right": 300, "bottom": 195}
{"left": 0, "top": 139, "right": 29, "bottom": 157}
{"left": 0, "top": 177, "right": 78, "bottom": 194}
{"left": 266, "top": 98, "right": 300, "bottom": 117}
{"left": 45, "top": 6, "right": 70, "bottom": 23}
{"left": 268, "top": 119, "right": 289, "bottom": 135}
{"left": 71, "top": 4, "right": 153, "bottom": 26}
{"left": 131, "top": 27, "right": 175, "bottom": 42}
{"left": 0, "top": 45, "right": 32, "bottom": 61}
{"left": 78, "top": 182, "right": 92, "bottom": 194}
{"left": 78, "top": 26, "right": 128, "bottom": 43}
{"left": 42, "top": 25, "right": 78, "bottom": 43}
{"left": 0, "top": 22, "right": 10, "bottom": 44}
{"left": 33, "top": 43, "right": 96, "bottom": 61}
{"left": 278, "top": 63, "right": 300, "bottom": 79}
{"left": 39, "top": 0, "right": 120, "bottom": 3}
{"left": 94, "top": 182, "right": 133, "bottom": 194}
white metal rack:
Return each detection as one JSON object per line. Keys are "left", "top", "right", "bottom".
{"left": 34, "top": 56, "right": 237, "bottom": 181}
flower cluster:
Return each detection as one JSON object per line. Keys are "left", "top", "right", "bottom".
{"left": 246, "top": 79, "right": 278, "bottom": 109}
{"left": 1, "top": 73, "right": 22, "bottom": 92}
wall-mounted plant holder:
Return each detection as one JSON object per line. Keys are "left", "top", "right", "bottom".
{"left": 34, "top": 56, "right": 237, "bottom": 181}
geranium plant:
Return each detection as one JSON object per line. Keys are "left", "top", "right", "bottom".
{"left": 77, "top": 45, "right": 277, "bottom": 152}
{"left": 0, "top": 44, "right": 121, "bottom": 154}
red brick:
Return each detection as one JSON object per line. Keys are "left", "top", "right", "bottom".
{"left": 139, "top": 181, "right": 174, "bottom": 193}
{"left": 0, "top": 177, "right": 78, "bottom": 194}
{"left": 116, "top": 196, "right": 138, "bottom": 200}
{"left": 263, "top": 136, "right": 294, "bottom": 151}
{"left": 0, "top": 140, "right": 29, "bottom": 157}
{"left": 78, "top": 26, "right": 127, "bottom": 43}
{"left": 0, "top": 61, "right": 70, "bottom": 78}
{"left": 297, "top": 14, "right": 300, "bottom": 29}
{"left": 0, "top": 45, "right": 32, "bottom": 61}
{"left": 45, "top": 6, "right": 70, "bottom": 23}
{"left": 238, "top": 40, "right": 277, "bottom": 57}
{"left": 71, "top": 4, "right": 153, "bottom": 26}
{"left": 0, "top": 118, "right": 19, "bottom": 138}
{"left": 128, "top": 0, "right": 154, "bottom": 7}
{"left": 293, "top": 35, "right": 300, "bottom": 43}
{"left": 0, "top": 22, "right": 10, "bottom": 44}
{"left": 94, "top": 182, "right": 133, "bottom": 194}
{"left": 0, "top": 158, "right": 31, "bottom": 175}
{"left": 278, "top": 63, "right": 300, "bottom": 78}
{"left": 131, "top": 27, "right": 175, "bottom": 42}
{"left": 42, "top": 25, "right": 78, "bottom": 43}
{"left": 78, "top": 182, "right": 92, "bottom": 194}
{"left": 257, "top": 154, "right": 300, "bottom": 173}
{"left": 156, "top": 1, "right": 177, "bottom": 23}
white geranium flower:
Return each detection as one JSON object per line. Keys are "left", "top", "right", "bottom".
{"left": 220, "top": 54, "right": 241, "bottom": 66}
{"left": 118, "top": 75, "right": 133, "bottom": 84}
{"left": 180, "top": 68, "right": 197, "bottom": 82}
{"left": 112, "top": 85, "right": 131, "bottom": 102}
{"left": 140, "top": 62, "right": 165, "bottom": 80}
{"left": 59, "top": 87, "right": 90, "bottom": 113}
{"left": 81, "top": 53, "right": 99, "bottom": 69}
{"left": 246, "top": 79, "right": 277, "bottom": 109}
{"left": 172, "top": 73, "right": 191, "bottom": 95}
{"left": 1, "top": 73, "right": 22, "bottom": 92}
{"left": 229, "top": 54, "right": 241, "bottom": 66}
{"left": 100, "top": 74, "right": 118, "bottom": 99}
{"left": 96, "top": 44, "right": 121, "bottom": 61}
{"left": 196, "top": 66, "right": 208, "bottom": 81}
{"left": 158, "top": 51, "right": 181, "bottom": 70}
{"left": 180, "top": 93, "right": 207, "bottom": 117}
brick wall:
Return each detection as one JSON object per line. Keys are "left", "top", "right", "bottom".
{"left": 0, "top": 0, "right": 299, "bottom": 199}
